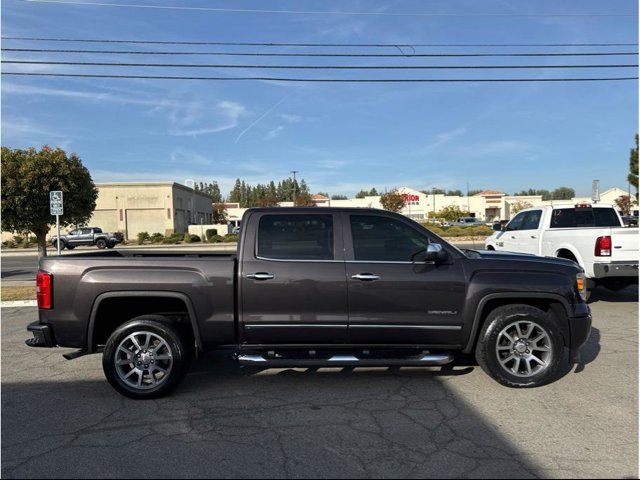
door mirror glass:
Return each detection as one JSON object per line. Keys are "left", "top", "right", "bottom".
{"left": 492, "top": 223, "right": 503, "bottom": 232}
{"left": 417, "top": 243, "right": 447, "bottom": 263}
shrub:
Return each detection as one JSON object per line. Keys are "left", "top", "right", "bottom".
{"left": 183, "top": 232, "right": 193, "bottom": 243}
{"left": 162, "top": 236, "right": 180, "bottom": 244}
{"left": 137, "top": 231, "right": 150, "bottom": 245}
{"left": 150, "top": 233, "right": 164, "bottom": 243}
{"left": 208, "top": 234, "right": 224, "bottom": 243}
{"left": 205, "top": 229, "right": 218, "bottom": 242}
{"left": 2, "top": 240, "right": 17, "bottom": 248}
{"left": 190, "top": 234, "right": 201, "bottom": 242}
{"left": 13, "top": 235, "right": 24, "bottom": 245}
{"left": 28, "top": 235, "right": 37, "bottom": 244}
{"left": 222, "top": 234, "right": 238, "bottom": 243}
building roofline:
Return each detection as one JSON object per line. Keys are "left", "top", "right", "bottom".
{"left": 96, "top": 181, "right": 211, "bottom": 199}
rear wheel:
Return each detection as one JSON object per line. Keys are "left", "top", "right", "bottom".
{"left": 475, "top": 304, "right": 564, "bottom": 388}
{"left": 96, "top": 238, "right": 107, "bottom": 249}
{"left": 102, "top": 317, "right": 191, "bottom": 399}
{"left": 66, "top": 245, "right": 76, "bottom": 250}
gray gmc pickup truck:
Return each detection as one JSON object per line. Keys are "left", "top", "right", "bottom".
{"left": 27, "top": 207, "right": 592, "bottom": 399}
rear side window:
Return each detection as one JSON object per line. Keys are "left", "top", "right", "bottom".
{"left": 350, "top": 215, "right": 429, "bottom": 261}
{"left": 257, "top": 214, "right": 334, "bottom": 260}
{"left": 550, "top": 208, "right": 621, "bottom": 228}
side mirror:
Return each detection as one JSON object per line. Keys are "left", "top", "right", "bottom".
{"left": 492, "top": 223, "right": 503, "bottom": 232}
{"left": 424, "top": 243, "right": 448, "bottom": 262}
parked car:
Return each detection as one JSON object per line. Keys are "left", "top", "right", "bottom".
{"left": 28, "top": 207, "right": 591, "bottom": 398}
{"left": 51, "top": 227, "right": 124, "bottom": 250}
{"left": 486, "top": 204, "right": 638, "bottom": 294}
{"left": 621, "top": 215, "right": 638, "bottom": 227}
{"left": 451, "top": 217, "right": 484, "bottom": 227}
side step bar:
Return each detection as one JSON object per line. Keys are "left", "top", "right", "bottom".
{"left": 237, "top": 352, "right": 453, "bottom": 368}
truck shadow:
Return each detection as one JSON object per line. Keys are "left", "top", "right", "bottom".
{"left": 2, "top": 365, "right": 544, "bottom": 478}
{"left": 588, "top": 285, "right": 638, "bottom": 303}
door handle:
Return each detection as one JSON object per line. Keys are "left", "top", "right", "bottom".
{"left": 246, "top": 272, "right": 275, "bottom": 280}
{"left": 531, "top": 235, "right": 537, "bottom": 239}
{"left": 351, "top": 273, "right": 380, "bottom": 281}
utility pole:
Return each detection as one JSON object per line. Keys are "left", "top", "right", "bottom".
{"left": 291, "top": 170, "right": 299, "bottom": 205}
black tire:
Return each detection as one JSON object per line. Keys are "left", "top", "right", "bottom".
{"left": 52, "top": 240, "right": 65, "bottom": 250}
{"left": 486, "top": 245, "right": 495, "bottom": 251}
{"left": 106, "top": 243, "right": 115, "bottom": 249}
{"left": 95, "top": 238, "right": 107, "bottom": 249}
{"left": 66, "top": 245, "right": 76, "bottom": 250}
{"left": 102, "top": 316, "right": 191, "bottom": 399}
{"left": 475, "top": 304, "right": 564, "bottom": 388}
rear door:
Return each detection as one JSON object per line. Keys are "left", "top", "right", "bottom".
{"left": 344, "top": 213, "right": 467, "bottom": 346}
{"left": 239, "top": 212, "right": 348, "bottom": 344}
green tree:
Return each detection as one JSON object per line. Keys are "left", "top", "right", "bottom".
{"left": 629, "top": 134, "right": 638, "bottom": 194}
{"left": 434, "top": 205, "right": 471, "bottom": 221}
{"left": 379, "top": 190, "right": 406, "bottom": 212}
{"left": 551, "top": 187, "right": 575, "bottom": 200}
{"left": 331, "top": 194, "right": 348, "bottom": 200}
{"left": 1, "top": 146, "right": 98, "bottom": 257}
{"left": 509, "top": 200, "right": 533, "bottom": 215}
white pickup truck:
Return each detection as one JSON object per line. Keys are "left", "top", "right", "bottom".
{"left": 485, "top": 203, "right": 638, "bottom": 293}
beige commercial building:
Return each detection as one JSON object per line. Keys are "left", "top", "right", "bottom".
{"left": 89, "top": 182, "right": 213, "bottom": 240}
{"left": 226, "top": 186, "right": 636, "bottom": 224}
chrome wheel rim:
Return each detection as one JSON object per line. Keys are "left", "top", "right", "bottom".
{"left": 495, "top": 320, "right": 552, "bottom": 378}
{"left": 115, "top": 331, "right": 173, "bottom": 390}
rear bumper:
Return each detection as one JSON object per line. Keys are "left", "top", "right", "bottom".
{"left": 568, "top": 304, "right": 592, "bottom": 360}
{"left": 593, "top": 262, "right": 639, "bottom": 279}
{"left": 25, "top": 321, "right": 56, "bottom": 348}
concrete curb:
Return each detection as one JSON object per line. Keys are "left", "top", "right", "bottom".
{"left": 2, "top": 300, "right": 37, "bottom": 308}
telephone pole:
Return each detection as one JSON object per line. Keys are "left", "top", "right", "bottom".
{"left": 291, "top": 170, "right": 299, "bottom": 204}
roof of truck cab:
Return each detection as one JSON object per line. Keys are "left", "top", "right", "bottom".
{"left": 245, "top": 207, "right": 393, "bottom": 214}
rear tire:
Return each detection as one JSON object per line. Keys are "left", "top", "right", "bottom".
{"left": 96, "top": 238, "right": 107, "bottom": 249}
{"left": 475, "top": 304, "right": 564, "bottom": 388}
{"left": 66, "top": 245, "right": 76, "bottom": 250}
{"left": 102, "top": 316, "right": 191, "bottom": 399}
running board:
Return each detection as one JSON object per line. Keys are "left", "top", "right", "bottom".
{"left": 236, "top": 352, "right": 453, "bottom": 368}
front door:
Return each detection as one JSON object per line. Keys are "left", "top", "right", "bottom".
{"left": 496, "top": 211, "right": 527, "bottom": 252}
{"left": 240, "top": 212, "right": 348, "bottom": 345}
{"left": 517, "top": 210, "right": 543, "bottom": 254}
{"left": 344, "top": 213, "right": 467, "bottom": 346}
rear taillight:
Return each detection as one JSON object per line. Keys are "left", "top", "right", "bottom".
{"left": 36, "top": 271, "right": 52, "bottom": 309}
{"left": 594, "top": 235, "right": 612, "bottom": 257}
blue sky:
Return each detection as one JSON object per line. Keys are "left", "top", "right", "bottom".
{"left": 2, "top": 0, "right": 638, "bottom": 197}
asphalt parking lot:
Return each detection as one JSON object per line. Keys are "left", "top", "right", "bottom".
{"left": 2, "top": 287, "right": 637, "bottom": 478}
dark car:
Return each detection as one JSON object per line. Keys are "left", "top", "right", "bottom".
{"left": 28, "top": 208, "right": 591, "bottom": 398}
{"left": 51, "top": 227, "right": 124, "bottom": 250}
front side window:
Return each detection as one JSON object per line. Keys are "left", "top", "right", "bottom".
{"left": 81, "top": 228, "right": 92, "bottom": 235}
{"left": 521, "top": 210, "right": 542, "bottom": 230}
{"left": 257, "top": 214, "right": 334, "bottom": 260}
{"left": 350, "top": 215, "right": 429, "bottom": 261}
{"left": 506, "top": 212, "right": 527, "bottom": 231}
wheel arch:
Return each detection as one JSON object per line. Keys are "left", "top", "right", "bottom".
{"left": 87, "top": 291, "right": 202, "bottom": 353}
{"left": 463, "top": 292, "right": 571, "bottom": 354}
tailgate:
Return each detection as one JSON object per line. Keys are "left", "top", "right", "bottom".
{"left": 611, "top": 228, "right": 639, "bottom": 262}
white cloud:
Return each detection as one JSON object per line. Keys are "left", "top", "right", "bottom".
{"left": 167, "top": 100, "right": 248, "bottom": 136}
{"left": 1, "top": 116, "right": 73, "bottom": 150}
{"left": 266, "top": 125, "right": 284, "bottom": 139}
{"left": 280, "top": 113, "right": 303, "bottom": 123}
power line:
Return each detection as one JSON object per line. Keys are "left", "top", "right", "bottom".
{"left": 3, "top": 72, "right": 637, "bottom": 82}
{"left": 4, "top": 60, "right": 637, "bottom": 70}
{"left": 4, "top": 48, "right": 637, "bottom": 57}
{"left": 2, "top": 36, "right": 636, "bottom": 47}
{"left": 22, "top": 0, "right": 638, "bottom": 17}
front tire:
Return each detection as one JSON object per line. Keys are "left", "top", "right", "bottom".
{"left": 96, "top": 238, "right": 107, "bottom": 249}
{"left": 475, "top": 304, "right": 564, "bottom": 388}
{"left": 102, "top": 317, "right": 190, "bottom": 399}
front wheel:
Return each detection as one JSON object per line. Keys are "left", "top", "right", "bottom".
{"left": 102, "top": 317, "right": 190, "bottom": 399}
{"left": 475, "top": 304, "right": 564, "bottom": 388}
{"left": 95, "top": 238, "right": 107, "bottom": 249}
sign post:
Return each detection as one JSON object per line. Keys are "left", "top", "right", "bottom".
{"left": 50, "top": 191, "right": 64, "bottom": 255}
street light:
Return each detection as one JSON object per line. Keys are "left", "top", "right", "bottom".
{"left": 291, "top": 170, "right": 299, "bottom": 204}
